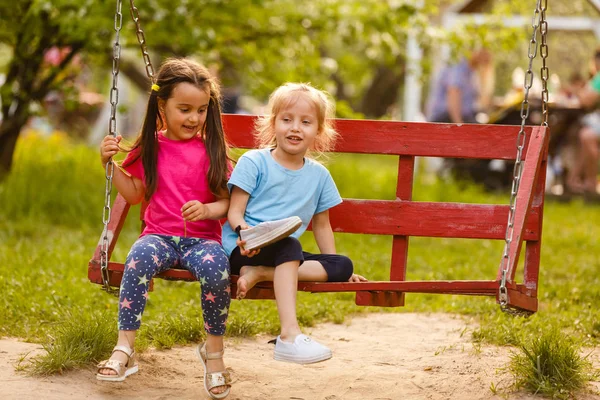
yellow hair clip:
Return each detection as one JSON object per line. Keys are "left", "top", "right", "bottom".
{"left": 151, "top": 84, "right": 160, "bottom": 92}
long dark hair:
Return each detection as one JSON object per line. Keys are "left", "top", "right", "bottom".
{"left": 123, "top": 58, "right": 230, "bottom": 201}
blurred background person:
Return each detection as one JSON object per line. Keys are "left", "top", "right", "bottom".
{"left": 427, "top": 47, "right": 492, "bottom": 124}
{"left": 566, "top": 48, "right": 600, "bottom": 194}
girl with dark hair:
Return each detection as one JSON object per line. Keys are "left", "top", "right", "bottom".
{"left": 98, "top": 58, "right": 232, "bottom": 399}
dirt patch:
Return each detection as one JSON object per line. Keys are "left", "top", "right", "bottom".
{"left": 2, "top": 313, "right": 598, "bottom": 399}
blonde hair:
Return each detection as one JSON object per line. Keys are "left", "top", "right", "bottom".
{"left": 255, "top": 83, "right": 338, "bottom": 156}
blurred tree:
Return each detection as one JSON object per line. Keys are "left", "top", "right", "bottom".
{"left": 2, "top": 0, "right": 570, "bottom": 178}
{"left": 121, "top": 0, "right": 433, "bottom": 115}
{"left": 0, "top": 0, "right": 114, "bottom": 178}
{"left": 0, "top": 0, "right": 432, "bottom": 177}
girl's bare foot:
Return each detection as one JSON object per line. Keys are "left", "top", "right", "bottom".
{"left": 236, "top": 265, "right": 271, "bottom": 299}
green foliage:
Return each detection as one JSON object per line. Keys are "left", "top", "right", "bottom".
{"left": 0, "top": 0, "right": 431, "bottom": 119}
{"left": 508, "top": 328, "right": 597, "bottom": 399}
{"left": 0, "top": 1, "right": 113, "bottom": 49}
{"left": 128, "top": 0, "right": 431, "bottom": 104}
{"left": 0, "top": 132, "right": 107, "bottom": 226}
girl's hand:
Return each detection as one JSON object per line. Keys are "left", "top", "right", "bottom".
{"left": 182, "top": 200, "right": 210, "bottom": 221}
{"left": 100, "top": 135, "right": 122, "bottom": 167}
{"left": 348, "top": 273, "right": 368, "bottom": 283}
{"left": 236, "top": 224, "right": 260, "bottom": 257}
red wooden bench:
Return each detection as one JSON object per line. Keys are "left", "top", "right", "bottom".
{"left": 88, "top": 114, "right": 549, "bottom": 313}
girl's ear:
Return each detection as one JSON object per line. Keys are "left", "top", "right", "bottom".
{"left": 157, "top": 98, "right": 166, "bottom": 114}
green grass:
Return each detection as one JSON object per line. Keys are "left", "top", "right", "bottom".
{"left": 27, "top": 311, "right": 117, "bottom": 375}
{"left": 508, "top": 328, "right": 597, "bottom": 399}
{"left": 1, "top": 132, "right": 599, "bottom": 396}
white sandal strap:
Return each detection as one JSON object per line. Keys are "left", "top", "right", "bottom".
{"left": 112, "top": 345, "right": 134, "bottom": 358}
{"left": 205, "top": 349, "right": 224, "bottom": 360}
{"left": 200, "top": 344, "right": 224, "bottom": 360}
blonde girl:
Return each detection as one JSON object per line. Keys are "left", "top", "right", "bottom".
{"left": 223, "top": 83, "right": 365, "bottom": 365}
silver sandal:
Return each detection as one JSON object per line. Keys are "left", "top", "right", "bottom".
{"left": 96, "top": 345, "right": 139, "bottom": 382}
{"left": 196, "top": 343, "right": 232, "bottom": 399}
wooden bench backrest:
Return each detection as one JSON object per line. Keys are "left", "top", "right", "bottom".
{"left": 222, "top": 115, "right": 544, "bottom": 239}
{"left": 220, "top": 115, "right": 548, "bottom": 292}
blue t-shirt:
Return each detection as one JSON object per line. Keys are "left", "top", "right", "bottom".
{"left": 222, "top": 148, "right": 342, "bottom": 256}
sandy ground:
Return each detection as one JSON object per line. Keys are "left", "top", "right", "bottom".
{"left": 1, "top": 313, "right": 599, "bottom": 400}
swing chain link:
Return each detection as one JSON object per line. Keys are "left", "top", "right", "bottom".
{"left": 539, "top": 0, "right": 549, "bottom": 128}
{"left": 129, "top": 0, "right": 156, "bottom": 82}
{"left": 100, "top": 0, "right": 123, "bottom": 297}
{"left": 498, "top": 0, "right": 548, "bottom": 317}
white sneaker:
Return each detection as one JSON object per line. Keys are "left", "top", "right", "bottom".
{"left": 273, "top": 334, "right": 332, "bottom": 364}
{"left": 239, "top": 216, "right": 302, "bottom": 251}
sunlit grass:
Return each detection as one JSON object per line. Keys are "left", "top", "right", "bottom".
{"left": 28, "top": 311, "right": 116, "bottom": 375}
{"left": 508, "top": 328, "right": 597, "bottom": 399}
{"left": 1, "top": 132, "right": 599, "bottom": 397}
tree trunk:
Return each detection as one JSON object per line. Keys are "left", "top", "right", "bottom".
{"left": 0, "top": 7, "right": 79, "bottom": 180}
{"left": 0, "top": 108, "right": 29, "bottom": 179}
{"left": 120, "top": 57, "right": 152, "bottom": 91}
{"left": 359, "top": 64, "right": 405, "bottom": 118}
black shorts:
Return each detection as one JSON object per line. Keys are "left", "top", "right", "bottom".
{"left": 229, "top": 237, "right": 353, "bottom": 282}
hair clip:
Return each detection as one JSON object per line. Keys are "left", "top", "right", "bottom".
{"left": 151, "top": 84, "right": 160, "bottom": 92}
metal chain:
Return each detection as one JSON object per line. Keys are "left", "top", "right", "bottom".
{"left": 99, "top": 0, "right": 155, "bottom": 296}
{"left": 539, "top": 0, "right": 549, "bottom": 128}
{"left": 129, "top": 0, "right": 155, "bottom": 81}
{"left": 99, "top": 0, "right": 123, "bottom": 296}
{"left": 498, "top": 0, "right": 548, "bottom": 316}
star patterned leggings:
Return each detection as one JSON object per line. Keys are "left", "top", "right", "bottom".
{"left": 118, "top": 234, "right": 231, "bottom": 336}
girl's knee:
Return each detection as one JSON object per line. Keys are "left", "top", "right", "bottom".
{"left": 279, "top": 236, "right": 303, "bottom": 253}
{"left": 203, "top": 277, "right": 230, "bottom": 293}
{"left": 338, "top": 255, "right": 354, "bottom": 281}
{"left": 326, "top": 255, "right": 353, "bottom": 282}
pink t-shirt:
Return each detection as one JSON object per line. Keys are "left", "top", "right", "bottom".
{"left": 122, "top": 132, "right": 223, "bottom": 243}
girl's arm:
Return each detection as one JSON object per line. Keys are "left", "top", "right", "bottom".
{"left": 100, "top": 135, "right": 145, "bottom": 205}
{"left": 227, "top": 186, "right": 250, "bottom": 229}
{"left": 227, "top": 186, "right": 259, "bottom": 257}
{"left": 312, "top": 210, "right": 336, "bottom": 254}
{"left": 182, "top": 188, "right": 230, "bottom": 221}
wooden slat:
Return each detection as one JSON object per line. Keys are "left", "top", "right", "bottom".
{"left": 229, "top": 275, "right": 508, "bottom": 294}
{"left": 496, "top": 287, "right": 538, "bottom": 313}
{"left": 521, "top": 127, "right": 549, "bottom": 298}
{"left": 300, "top": 280, "right": 500, "bottom": 294}
{"left": 92, "top": 265, "right": 537, "bottom": 309}
{"left": 91, "top": 194, "right": 130, "bottom": 261}
{"left": 92, "top": 265, "right": 500, "bottom": 295}
{"left": 499, "top": 126, "right": 548, "bottom": 283}
{"left": 329, "top": 200, "right": 541, "bottom": 240}
{"left": 387, "top": 156, "right": 415, "bottom": 306}
{"left": 223, "top": 114, "right": 534, "bottom": 159}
